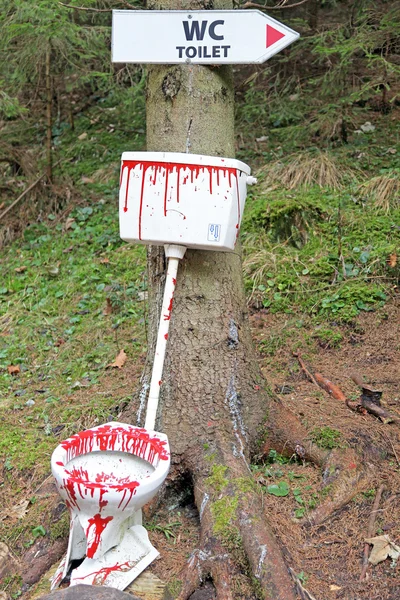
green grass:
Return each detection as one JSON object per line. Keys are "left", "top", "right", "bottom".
{"left": 242, "top": 182, "right": 399, "bottom": 321}
{"left": 0, "top": 199, "right": 147, "bottom": 471}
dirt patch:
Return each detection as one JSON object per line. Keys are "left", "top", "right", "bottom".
{"left": 248, "top": 300, "right": 400, "bottom": 600}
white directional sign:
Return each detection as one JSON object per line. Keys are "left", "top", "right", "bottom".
{"left": 112, "top": 10, "right": 299, "bottom": 65}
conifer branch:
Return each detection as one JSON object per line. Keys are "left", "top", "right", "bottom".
{"left": 242, "top": 0, "right": 310, "bottom": 10}
{"left": 59, "top": 1, "right": 137, "bottom": 12}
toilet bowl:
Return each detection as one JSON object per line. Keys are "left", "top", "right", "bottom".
{"left": 51, "top": 421, "right": 170, "bottom": 588}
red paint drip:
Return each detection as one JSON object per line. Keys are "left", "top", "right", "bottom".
{"left": 164, "top": 333, "right": 168, "bottom": 340}
{"left": 116, "top": 480, "right": 140, "bottom": 510}
{"left": 86, "top": 514, "right": 114, "bottom": 558}
{"left": 61, "top": 425, "right": 170, "bottom": 465}
{"left": 164, "top": 296, "right": 174, "bottom": 321}
{"left": 235, "top": 173, "right": 240, "bottom": 237}
{"left": 124, "top": 167, "right": 131, "bottom": 213}
{"left": 163, "top": 165, "right": 169, "bottom": 217}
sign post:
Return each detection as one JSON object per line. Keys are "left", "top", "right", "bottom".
{"left": 112, "top": 10, "right": 299, "bottom": 65}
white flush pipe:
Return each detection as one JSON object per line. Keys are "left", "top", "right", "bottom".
{"left": 144, "top": 244, "right": 186, "bottom": 431}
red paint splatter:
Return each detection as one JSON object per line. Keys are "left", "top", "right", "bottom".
{"left": 164, "top": 296, "right": 174, "bottom": 321}
{"left": 121, "top": 160, "right": 240, "bottom": 241}
{"left": 116, "top": 480, "right": 140, "bottom": 510}
{"left": 164, "top": 333, "right": 168, "bottom": 340}
{"left": 73, "top": 560, "right": 134, "bottom": 585}
{"left": 86, "top": 514, "right": 114, "bottom": 559}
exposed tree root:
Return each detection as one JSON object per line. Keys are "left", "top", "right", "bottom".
{"left": 263, "top": 397, "right": 376, "bottom": 525}
{"left": 304, "top": 447, "right": 375, "bottom": 526}
{"left": 173, "top": 440, "right": 298, "bottom": 600}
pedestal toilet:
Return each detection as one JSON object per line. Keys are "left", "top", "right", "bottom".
{"left": 50, "top": 422, "right": 170, "bottom": 589}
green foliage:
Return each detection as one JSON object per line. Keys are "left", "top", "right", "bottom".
{"left": 310, "top": 427, "right": 343, "bottom": 450}
{"left": 148, "top": 520, "right": 182, "bottom": 541}
{"left": 207, "top": 465, "right": 229, "bottom": 494}
{"left": 312, "top": 328, "right": 343, "bottom": 349}
{"left": 266, "top": 481, "right": 289, "bottom": 497}
{"left": 237, "top": 3, "right": 400, "bottom": 152}
{"left": 243, "top": 182, "right": 398, "bottom": 320}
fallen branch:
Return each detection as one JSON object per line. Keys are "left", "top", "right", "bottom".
{"left": 289, "top": 567, "right": 318, "bottom": 600}
{"left": 293, "top": 352, "right": 319, "bottom": 386}
{"left": 314, "top": 372, "right": 346, "bottom": 402}
{"left": 242, "top": 0, "right": 310, "bottom": 10}
{"left": 351, "top": 373, "right": 400, "bottom": 424}
{"left": 0, "top": 173, "right": 47, "bottom": 222}
{"left": 360, "top": 485, "right": 385, "bottom": 581}
{"left": 0, "top": 158, "right": 66, "bottom": 223}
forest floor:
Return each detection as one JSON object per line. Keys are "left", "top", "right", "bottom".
{"left": 4, "top": 299, "right": 397, "bottom": 600}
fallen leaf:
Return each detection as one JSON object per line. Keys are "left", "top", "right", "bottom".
{"left": 330, "top": 585, "right": 341, "bottom": 591}
{"left": 387, "top": 253, "right": 397, "bottom": 268}
{"left": 7, "top": 365, "right": 20, "bottom": 375}
{"left": 100, "top": 258, "right": 110, "bottom": 264}
{"left": 14, "top": 266, "right": 27, "bottom": 273}
{"left": 365, "top": 535, "right": 400, "bottom": 565}
{"left": 47, "top": 264, "right": 60, "bottom": 277}
{"left": 78, "top": 132, "right": 88, "bottom": 140}
{"left": 81, "top": 176, "right": 94, "bottom": 184}
{"left": 103, "top": 298, "right": 113, "bottom": 316}
{"left": 107, "top": 349, "right": 127, "bottom": 369}
{"left": 360, "top": 121, "right": 375, "bottom": 133}
{"left": 0, "top": 499, "right": 29, "bottom": 522}
{"left": 64, "top": 217, "right": 75, "bottom": 230}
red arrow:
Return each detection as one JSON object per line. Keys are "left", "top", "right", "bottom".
{"left": 266, "top": 24, "right": 285, "bottom": 48}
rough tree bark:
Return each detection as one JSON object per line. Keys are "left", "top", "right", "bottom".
{"left": 121, "top": 1, "right": 373, "bottom": 598}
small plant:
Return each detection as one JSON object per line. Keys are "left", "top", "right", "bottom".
{"left": 310, "top": 427, "right": 342, "bottom": 450}
{"left": 296, "top": 571, "right": 308, "bottom": 585}
{"left": 266, "top": 481, "right": 290, "bottom": 497}
{"left": 312, "top": 328, "right": 343, "bottom": 349}
{"left": 24, "top": 525, "right": 46, "bottom": 547}
{"left": 267, "top": 449, "right": 291, "bottom": 465}
{"left": 148, "top": 520, "right": 182, "bottom": 541}
{"left": 363, "top": 488, "right": 376, "bottom": 499}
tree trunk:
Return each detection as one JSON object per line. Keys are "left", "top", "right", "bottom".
{"left": 120, "top": 1, "right": 299, "bottom": 598}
